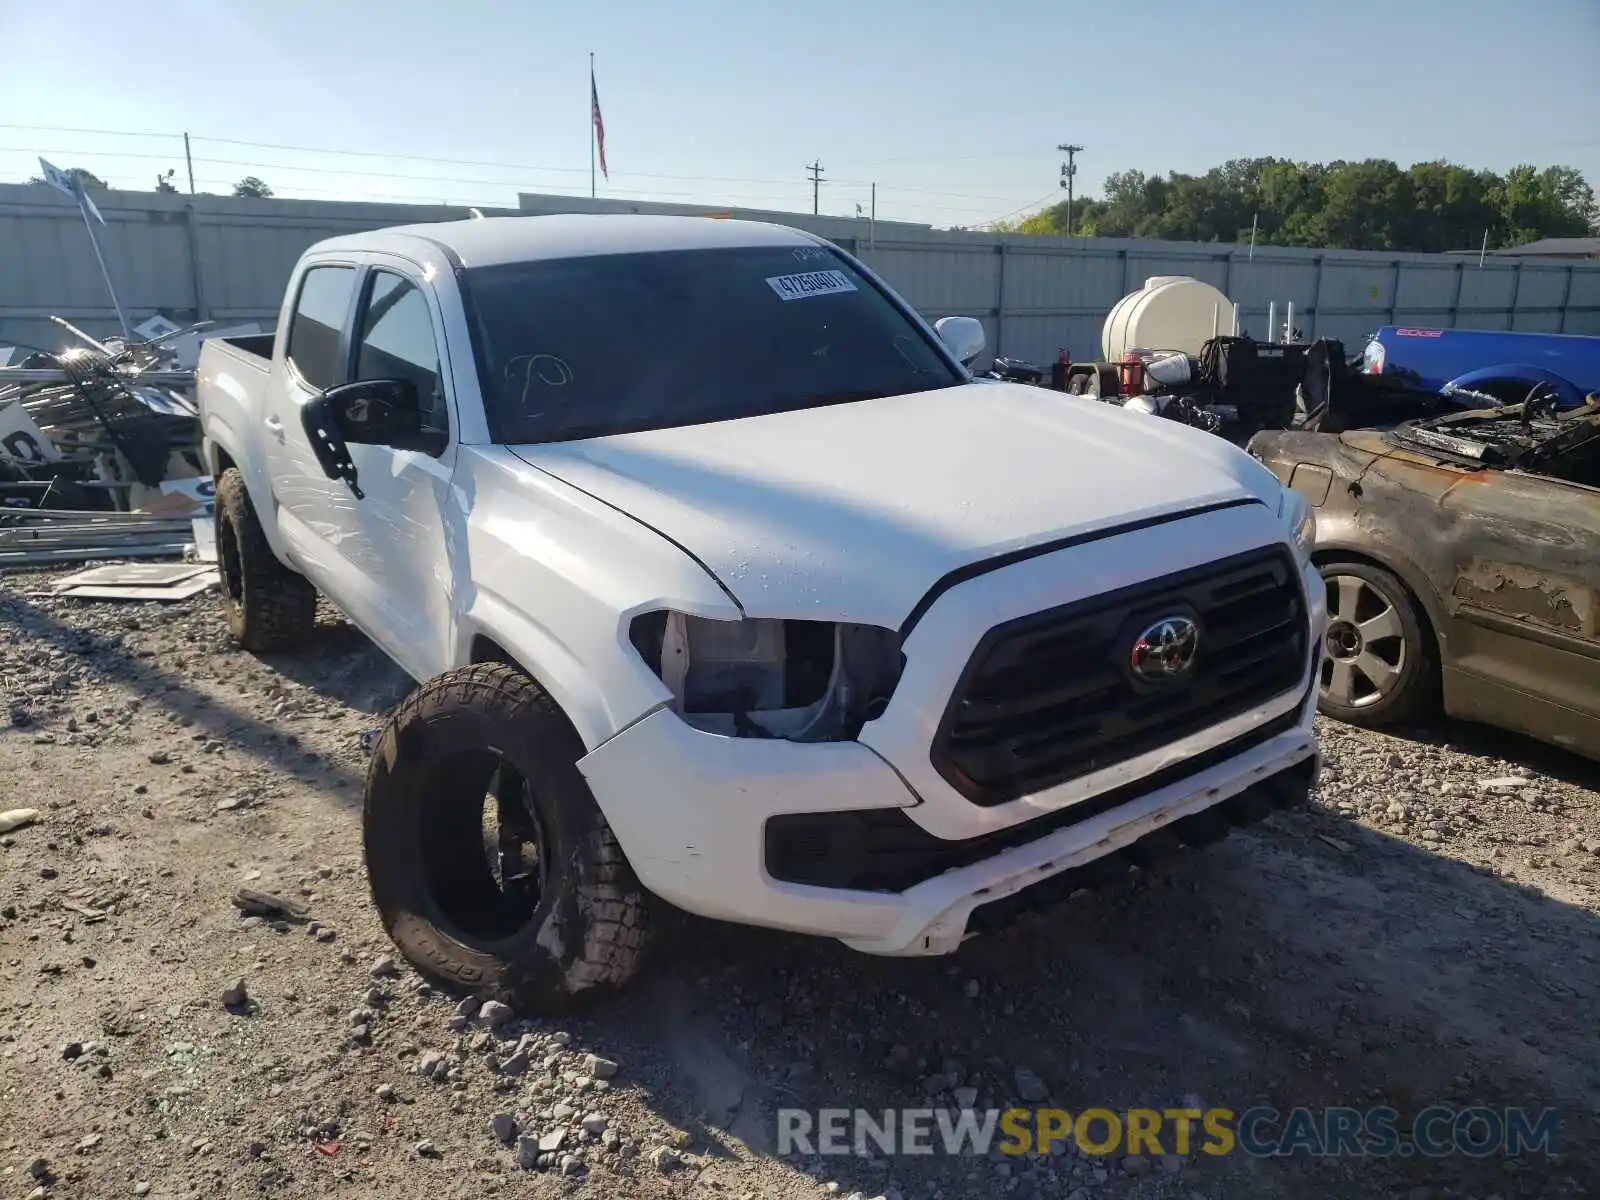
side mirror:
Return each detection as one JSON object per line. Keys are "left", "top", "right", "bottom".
{"left": 300, "top": 378, "right": 444, "bottom": 498}
{"left": 322, "top": 378, "right": 446, "bottom": 455}
{"left": 934, "top": 316, "right": 986, "bottom": 367}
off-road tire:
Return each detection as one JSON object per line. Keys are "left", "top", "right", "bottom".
{"left": 1317, "top": 559, "right": 1439, "bottom": 729}
{"left": 364, "top": 663, "right": 651, "bottom": 1013}
{"left": 214, "top": 467, "right": 316, "bottom": 652}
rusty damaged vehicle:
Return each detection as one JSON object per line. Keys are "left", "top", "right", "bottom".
{"left": 1247, "top": 398, "right": 1600, "bottom": 762}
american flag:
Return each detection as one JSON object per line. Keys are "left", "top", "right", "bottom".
{"left": 591, "top": 65, "right": 609, "bottom": 181}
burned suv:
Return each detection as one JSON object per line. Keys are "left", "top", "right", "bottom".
{"left": 1250, "top": 398, "right": 1600, "bottom": 761}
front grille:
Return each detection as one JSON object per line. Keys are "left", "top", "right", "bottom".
{"left": 932, "top": 545, "right": 1308, "bottom": 806}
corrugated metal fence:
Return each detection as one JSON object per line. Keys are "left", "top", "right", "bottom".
{"left": 843, "top": 232, "right": 1600, "bottom": 368}
{"left": 529, "top": 191, "right": 1600, "bottom": 365}
{"left": 4, "top": 183, "right": 1598, "bottom": 371}
{"left": 0, "top": 186, "right": 517, "bottom": 353}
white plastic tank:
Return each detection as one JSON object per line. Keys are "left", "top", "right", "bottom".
{"left": 1101, "top": 276, "right": 1237, "bottom": 362}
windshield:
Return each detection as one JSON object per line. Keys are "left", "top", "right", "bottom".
{"left": 459, "top": 244, "right": 962, "bottom": 444}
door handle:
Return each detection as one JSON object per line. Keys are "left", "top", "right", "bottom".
{"left": 264, "top": 415, "right": 285, "bottom": 441}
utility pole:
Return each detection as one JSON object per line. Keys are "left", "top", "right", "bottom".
{"left": 1057, "top": 143, "right": 1083, "bottom": 235}
{"left": 183, "top": 132, "right": 196, "bottom": 196}
{"left": 806, "top": 160, "right": 825, "bottom": 215}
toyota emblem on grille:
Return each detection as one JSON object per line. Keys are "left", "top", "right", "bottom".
{"left": 1129, "top": 616, "right": 1200, "bottom": 681}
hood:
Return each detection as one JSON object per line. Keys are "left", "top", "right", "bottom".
{"left": 510, "top": 383, "right": 1283, "bottom": 629}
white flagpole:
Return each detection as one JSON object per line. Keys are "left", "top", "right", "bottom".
{"left": 590, "top": 52, "right": 596, "bottom": 200}
{"left": 78, "top": 190, "right": 130, "bottom": 340}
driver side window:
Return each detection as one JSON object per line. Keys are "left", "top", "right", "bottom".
{"left": 354, "top": 271, "right": 449, "bottom": 449}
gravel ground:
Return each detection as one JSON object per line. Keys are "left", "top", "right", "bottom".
{"left": 1, "top": 567, "right": 1597, "bottom": 1200}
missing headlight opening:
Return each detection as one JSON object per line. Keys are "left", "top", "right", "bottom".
{"left": 629, "top": 612, "right": 905, "bottom": 741}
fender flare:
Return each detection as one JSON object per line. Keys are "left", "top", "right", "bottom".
{"left": 453, "top": 593, "right": 661, "bottom": 752}
{"left": 1443, "top": 364, "right": 1584, "bottom": 407}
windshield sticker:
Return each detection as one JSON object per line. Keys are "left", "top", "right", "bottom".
{"left": 765, "top": 270, "right": 858, "bottom": 301}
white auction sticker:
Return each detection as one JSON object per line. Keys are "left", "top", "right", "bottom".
{"left": 0, "top": 401, "right": 60, "bottom": 463}
{"left": 765, "top": 270, "right": 858, "bottom": 301}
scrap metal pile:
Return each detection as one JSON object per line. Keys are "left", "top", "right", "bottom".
{"left": 1391, "top": 395, "right": 1600, "bottom": 484}
{"left": 0, "top": 316, "right": 232, "bottom": 567}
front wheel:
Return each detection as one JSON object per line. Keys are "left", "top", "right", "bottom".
{"left": 363, "top": 663, "right": 651, "bottom": 1012}
{"left": 1317, "top": 560, "right": 1438, "bottom": 727}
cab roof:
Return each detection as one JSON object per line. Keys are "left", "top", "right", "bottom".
{"left": 308, "top": 213, "right": 819, "bottom": 269}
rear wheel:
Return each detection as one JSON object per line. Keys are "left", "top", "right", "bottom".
{"left": 1317, "top": 560, "right": 1437, "bottom": 727}
{"left": 214, "top": 467, "right": 316, "bottom": 652}
{"left": 364, "top": 663, "right": 651, "bottom": 1012}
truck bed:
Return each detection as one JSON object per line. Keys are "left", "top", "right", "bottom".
{"left": 216, "top": 332, "right": 276, "bottom": 362}
{"left": 196, "top": 332, "right": 276, "bottom": 482}
{"left": 198, "top": 331, "right": 273, "bottom": 382}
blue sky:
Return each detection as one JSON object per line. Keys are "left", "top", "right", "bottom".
{"left": 1, "top": 0, "right": 1596, "bottom": 229}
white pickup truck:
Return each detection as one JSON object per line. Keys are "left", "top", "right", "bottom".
{"left": 196, "top": 214, "right": 1326, "bottom": 1011}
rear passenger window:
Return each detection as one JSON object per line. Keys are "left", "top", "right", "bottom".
{"left": 286, "top": 265, "right": 357, "bottom": 391}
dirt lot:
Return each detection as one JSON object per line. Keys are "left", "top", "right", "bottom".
{"left": 2, "top": 570, "right": 1597, "bottom": 1200}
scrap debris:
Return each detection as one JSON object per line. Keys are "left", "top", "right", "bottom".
{"left": 1392, "top": 394, "right": 1600, "bottom": 481}
{"left": 0, "top": 511, "right": 200, "bottom": 569}
{"left": 48, "top": 562, "right": 218, "bottom": 602}
{"left": 0, "top": 314, "right": 248, "bottom": 565}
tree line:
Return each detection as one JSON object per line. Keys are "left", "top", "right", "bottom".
{"left": 997, "top": 158, "right": 1598, "bottom": 253}
{"left": 26, "top": 167, "right": 274, "bottom": 199}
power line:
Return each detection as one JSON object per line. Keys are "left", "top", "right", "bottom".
{"left": 0, "top": 123, "right": 178, "bottom": 140}
{"left": 7, "top": 123, "right": 1597, "bottom": 169}
{"left": 984, "top": 189, "right": 1063, "bottom": 228}
{"left": 187, "top": 156, "right": 594, "bottom": 189}
{"left": 0, "top": 144, "right": 187, "bottom": 162}
{"left": 1, "top": 164, "right": 1009, "bottom": 216}
{"left": 843, "top": 148, "right": 1058, "bottom": 168}
{"left": 174, "top": 176, "right": 1017, "bottom": 213}
{"left": 0, "top": 137, "right": 1026, "bottom": 200}
{"left": 184, "top": 176, "right": 796, "bottom": 204}
{"left": 190, "top": 135, "right": 590, "bottom": 175}
{"left": 186, "top": 154, "right": 1013, "bottom": 199}
{"left": 0, "top": 124, "right": 1060, "bottom": 218}
{"left": 197, "top": 135, "right": 851, "bottom": 188}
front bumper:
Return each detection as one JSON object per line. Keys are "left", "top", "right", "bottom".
{"left": 579, "top": 689, "right": 1318, "bottom": 954}
{"left": 579, "top": 505, "right": 1328, "bottom": 956}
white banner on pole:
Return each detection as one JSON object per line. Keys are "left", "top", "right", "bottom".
{"left": 0, "top": 402, "right": 61, "bottom": 464}
{"left": 37, "top": 157, "right": 77, "bottom": 198}
{"left": 38, "top": 156, "right": 105, "bottom": 224}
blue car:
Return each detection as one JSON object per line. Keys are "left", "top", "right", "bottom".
{"left": 1362, "top": 326, "right": 1600, "bottom": 408}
